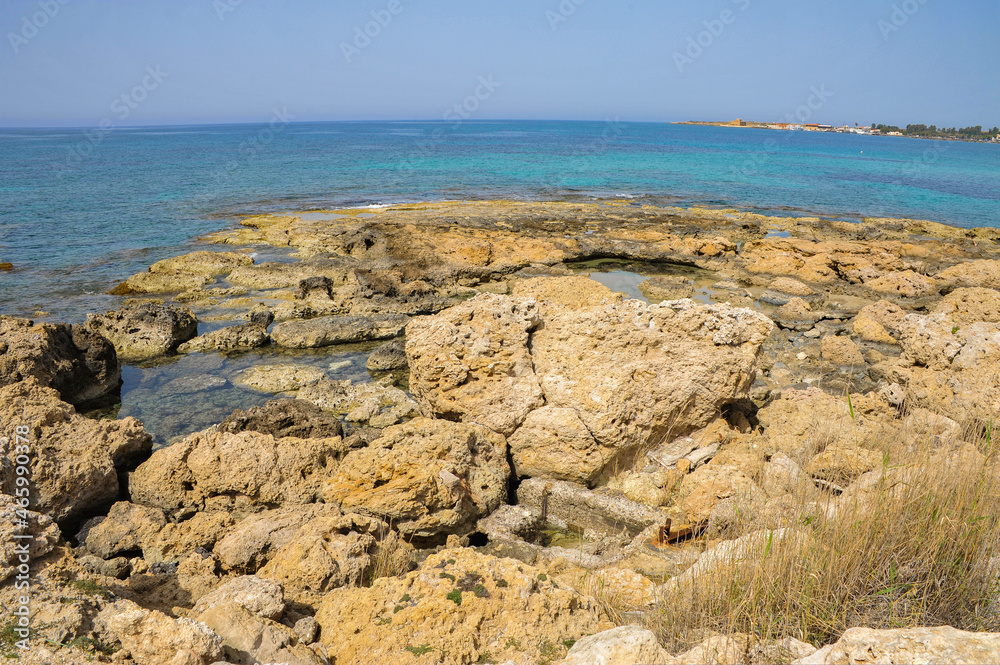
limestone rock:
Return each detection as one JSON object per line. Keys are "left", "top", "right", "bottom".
{"left": 217, "top": 399, "right": 343, "bottom": 440}
{"left": 760, "top": 277, "right": 822, "bottom": 306}
{"left": 296, "top": 377, "right": 420, "bottom": 428}
{"left": 131, "top": 429, "right": 345, "bottom": 518}
{"left": 405, "top": 293, "right": 544, "bottom": 436}
{"left": 806, "top": 444, "right": 881, "bottom": 487}
{"left": 898, "top": 313, "right": 964, "bottom": 369}
{"left": 271, "top": 313, "right": 408, "bottom": 348}
{"left": 637, "top": 275, "right": 694, "bottom": 302}
{"left": 820, "top": 335, "right": 865, "bottom": 367}
{"left": 857, "top": 300, "right": 907, "bottom": 333}
{"left": 795, "top": 626, "right": 1000, "bottom": 665}
{"left": 113, "top": 270, "right": 212, "bottom": 294}
{"left": 678, "top": 464, "right": 761, "bottom": 524}
{"left": 0, "top": 493, "right": 61, "bottom": 582}
{"left": 0, "top": 315, "right": 120, "bottom": 406}
{"left": 772, "top": 297, "right": 823, "bottom": 331}
{"left": 366, "top": 338, "right": 408, "bottom": 371}
{"left": 323, "top": 418, "right": 509, "bottom": 541}
{"left": 864, "top": 269, "right": 937, "bottom": 298}
{"left": 0, "top": 380, "right": 151, "bottom": 526}
{"left": 559, "top": 626, "right": 675, "bottom": 665}
{"left": 177, "top": 322, "right": 270, "bottom": 353}
{"left": 233, "top": 364, "right": 326, "bottom": 393}
{"left": 85, "top": 501, "right": 168, "bottom": 559}
{"left": 932, "top": 287, "right": 1000, "bottom": 324}
{"left": 191, "top": 575, "right": 285, "bottom": 621}
{"left": 150, "top": 250, "right": 253, "bottom": 276}
{"left": 86, "top": 301, "right": 198, "bottom": 361}
{"left": 96, "top": 599, "right": 224, "bottom": 665}
{"left": 314, "top": 547, "right": 611, "bottom": 665}
{"left": 935, "top": 259, "right": 1000, "bottom": 292}
{"left": 197, "top": 603, "right": 325, "bottom": 665}
{"left": 408, "top": 284, "right": 772, "bottom": 483}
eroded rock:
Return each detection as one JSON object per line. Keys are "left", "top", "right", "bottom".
{"left": 86, "top": 301, "right": 198, "bottom": 361}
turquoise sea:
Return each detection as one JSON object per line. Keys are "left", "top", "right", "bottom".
{"left": 1, "top": 120, "right": 999, "bottom": 321}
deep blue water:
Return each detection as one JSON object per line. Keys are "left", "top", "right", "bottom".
{"left": 1, "top": 120, "right": 998, "bottom": 321}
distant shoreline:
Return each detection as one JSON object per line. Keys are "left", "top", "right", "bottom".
{"left": 673, "top": 120, "right": 1000, "bottom": 144}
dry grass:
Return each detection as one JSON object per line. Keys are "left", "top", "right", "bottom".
{"left": 645, "top": 421, "right": 1000, "bottom": 660}
{"left": 367, "top": 529, "right": 413, "bottom": 584}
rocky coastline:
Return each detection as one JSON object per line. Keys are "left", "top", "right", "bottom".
{"left": 3, "top": 199, "right": 1000, "bottom": 664}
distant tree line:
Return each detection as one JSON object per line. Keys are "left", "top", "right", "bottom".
{"left": 872, "top": 123, "right": 1000, "bottom": 141}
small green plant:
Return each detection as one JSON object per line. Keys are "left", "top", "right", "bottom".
{"left": 400, "top": 593, "right": 411, "bottom": 602}
{"left": 405, "top": 644, "right": 434, "bottom": 656}
{"left": 562, "top": 639, "right": 576, "bottom": 649}
{"left": 66, "top": 636, "right": 117, "bottom": 655}
{"left": 505, "top": 637, "right": 521, "bottom": 649}
{"left": 376, "top": 616, "right": 391, "bottom": 625}
{"left": 538, "top": 639, "right": 562, "bottom": 664}
{"left": 446, "top": 589, "right": 463, "bottom": 606}
{"left": 439, "top": 572, "right": 456, "bottom": 582}
{"left": 952, "top": 324, "right": 960, "bottom": 334}
{"left": 447, "top": 559, "right": 456, "bottom": 565}
{"left": 71, "top": 578, "right": 111, "bottom": 599}
{"left": 495, "top": 578, "right": 508, "bottom": 588}
{"left": 472, "top": 583, "right": 489, "bottom": 598}
{"left": 1, "top": 621, "right": 20, "bottom": 657}
{"left": 475, "top": 651, "right": 497, "bottom": 664}
{"left": 393, "top": 605, "right": 404, "bottom": 613}
{"left": 537, "top": 573, "right": 547, "bottom": 581}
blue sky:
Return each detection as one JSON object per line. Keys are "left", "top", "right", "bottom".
{"left": 0, "top": 0, "right": 997, "bottom": 128}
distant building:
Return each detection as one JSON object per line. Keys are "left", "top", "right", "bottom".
{"left": 732, "top": 119, "right": 746, "bottom": 126}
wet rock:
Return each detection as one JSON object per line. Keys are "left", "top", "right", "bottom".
{"left": 0, "top": 315, "right": 121, "bottom": 406}
{"left": 218, "top": 399, "right": 343, "bottom": 439}
{"left": 637, "top": 275, "right": 694, "bottom": 302}
{"left": 160, "top": 374, "right": 229, "bottom": 394}
{"left": 177, "top": 322, "right": 270, "bottom": 353}
{"left": 111, "top": 270, "right": 212, "bottom": 295}
{"left": 131, "top": 429, "right": 346, "bottom": 519}
{"left": 0, "top": 494, "right": 61, "bottom": 582}
{"left": 0, "top": 380, "right": 152, "bottom": 526}
{"left": 296, "top": 377, "right": 419, "bottom": 428}
{"left": 934, "top": 259, "right": 1000, "bottom": 292}
{"left": 323, "top": 418, "right": 509, "bottom": 541}
{"left": 233, "top": 364, "right": 326, "bottom": 393}
{"left": 271, "top": 313, "right": 408, "bottom": 348}
{"left": 314, "top": 547, "right": 611, "bottom": 665}
{"left": 95, "top": 599, "right": 224, "bottom": 665}
{"left": 365, "top": 338, "right": 408, "bottom": 371}
{"left": 0, "top": 261, "right": 12, "bottom": 271}
{"left": 294, "top": 275, "right": 335, "bottom": 300}
{"left": 795, "top": 626, "right": 1000, "bottom": 665}
{"left": 86, "top": 301, "right": 198, "bottom": 361}
{"left": 191, "top": 575, "right": 285, "bottom": 620}
{"left": 820, "top": 335, "right": 865, "bottom": 367}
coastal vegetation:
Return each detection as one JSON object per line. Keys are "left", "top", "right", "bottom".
{"left": 873, "top": 123, "right": 1000, "bottom": 141}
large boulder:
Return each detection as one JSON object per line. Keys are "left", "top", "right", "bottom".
{"left": 935, "top": 259, "right": 1000, "bottom": 292}
{"left": 560, "top": 626, "right": 675, "bottom": 665}
{"left": 407, "top": 280, "right": 773, "bottom": 486}
{"left": 130, "top": 429, "right": 346, "bottom": 518}
{"left": 271, "top": 313, "right": 408, "bottom": 348}
{"left": 795, "top": 626, "right": 1000, "bottom": 665}
{"left": 85, "top": 301, "right": 198, "bottom": 361}
{"left": 0, "top": 380, "right": 151, "bottom": 526}
{"left": 196, "top": 603, "right": 325, "bottom": 665}
{"left": 314, "top": 547, "right": 611, "bottom": 665}
{"left": 0, "top": 315, "right": 120, "bottom": 406}
{"left": 217, "top": 399, "right": 343, "bottom": 440}
{"left": 190, "top": 575, "right": 285, "bottom": 620}
{"left": 177, "top": 321, "right": 270, "bottom": 353}
{"left": 323, "top": 418, "right": 509, "bottom": 542}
